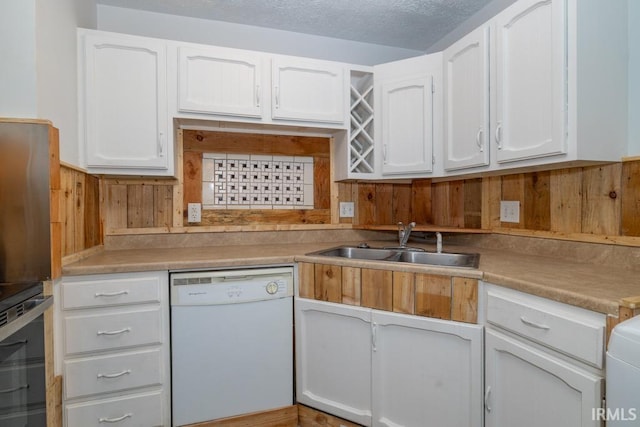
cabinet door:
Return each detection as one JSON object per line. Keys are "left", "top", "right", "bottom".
{"left": 380, "top": 75, "right": 434, "bottom": 175}
{"left": 272, "top": 58, "right": 345, "bottom": 124}
{"left": 82, "top": 32, "right": 169, "bottom": 172}
{"left": 178, "top": 46, "right": 263, "bottom": 118}
{"left": 494, "top": 0, "right": 567, "bottom": 163}
{"left": 443, "top": 25, "right": 491, "bottom": 171}
{"left": 372, "top": 311, "right": 483, "bottom": 427}
{"left": 295, "top": 298, "right": 372, "bottom": 426}
{"left": 485, "top": 330, "right": 603, "bottom": 427}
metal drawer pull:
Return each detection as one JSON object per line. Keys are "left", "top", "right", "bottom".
{"left": 0, "top": 384, "right": 28, "bottom": 394}
{"left": 97, "top": 327, "right": 131, "bottom": 336}
{"left": 520, "top": 316, "right": 550, "bottom": 330}
{"left": 97, "top": 369, "right": 131, "bottom": 379}
{"left": 0, "top": 339, "right": 27, "bottom": 347}
{"left": 95, "top": 290, "right": 129, "bottom": 297}
{"left": 99, "top": 413, "right": 132, "bottom": 423}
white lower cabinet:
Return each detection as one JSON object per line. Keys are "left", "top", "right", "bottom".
{"left": 295, "top": 298, "right": 483, "bottom": 427}
{"left": 61, "top": 271, "right": 170, "bottom": 427}
{"left": 483, "top": 283, "right": 605, "bottom": 427}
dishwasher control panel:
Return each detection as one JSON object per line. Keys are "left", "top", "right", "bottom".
{"left": 170, "top": 267, "right": 293, "bottom": 306}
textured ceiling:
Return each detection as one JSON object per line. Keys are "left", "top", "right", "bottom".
{"left": 96, "top": 0, "right": 495, "bottom": 51}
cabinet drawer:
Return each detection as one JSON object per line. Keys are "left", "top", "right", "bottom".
{"left": 64, "top": 349, "right": 162, "bottom": 400}
{"left": 62, "top": 274, "right": 162, "bottom": 309}
{"left": 65, "top": 390, "right": 164, "bottom": 427}
{"left": 485, "top": 287, "right": 605, "bottom": 368}
{"left": 64, "top": 307, "right": 162, "bottom": 356}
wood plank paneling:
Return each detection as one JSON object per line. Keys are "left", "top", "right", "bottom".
{"left": 501, "top": 174, "right": 525, "bottom": 228}
{"left": 201, "top": 209, "right": 331, "bottom": 225}
{"left": 582, "top": 164, "right": 622, "bottom": 236}
{"left": 415, "top": 274, "right": 451, "bottom": 320}
{"left": 298, "top": 262, "right": 315, "bottom": 299}
{"left": 392, "top": 184, "right": 412, "bottom": 224}
{"left": 411, "top": 179, "right": 432, "bottom": 224}
{"left": 375, "top": 183, "right": 393, "bottom": 225}
{"left": 464, "top": 178, "right": 482, "bottom": 229}
{"left": 183, "top": 130, "right": 330, "bottom": 157}
{"left": 621, "top": 161, "right": 640, "bottom": 236}
{"left": 361, "top": 268, "right": 393, "bottom": 311}
{"left": 550, "top": 168, "right": 582, "bottom": 233}
{"left": 392, "top": 271, "right": 415, "bottom": 314}
{"left": 451, "top": 277, "right": 478, "bottom": 323}
{"left": 183, "top": 150, "right": 203, "bottom": 212}
{"left": 314, "top": 264, "right": 342, "bottom": 302}
{"left": 314, "top": 157, "right": 331, "bottom": 209}
{"left": 482, "top": 176, "right": 502, "bottom": 230}
{"left": 523, "top": 172, "right": 551, "bottom": 231}
{"left": 341, "top": 266, "right": 361, "bottom": 306}
{"left": 357, "top": 183, "right": 377, "bottom": 225}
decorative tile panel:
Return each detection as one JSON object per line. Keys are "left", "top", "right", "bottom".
{"left": 202, "top": 153, "right": 314, "bottom": 210}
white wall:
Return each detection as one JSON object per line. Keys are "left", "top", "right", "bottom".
{"left": 629, "top": 0, "right": 640, "bottom": 155}
{"left": 0, "top": 0, "right": 38, "bottom": 118}
{"left": 96, "top": 5, "right": 422, "bottom": 66}
{"left": 36, "top": 0, "right": 97, "bottom": 165}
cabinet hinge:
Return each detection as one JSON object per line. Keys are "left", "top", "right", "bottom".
{"left": 431, "top": 81, "right": 435, "bottom": 94}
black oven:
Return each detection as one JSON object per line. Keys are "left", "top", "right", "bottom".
{"left": 0, "top": 282, "right": 53, "bottom": 427}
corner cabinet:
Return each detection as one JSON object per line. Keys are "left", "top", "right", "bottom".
{"left": 79, "top": 30, "right": 172, "bottom": 176}
{"left": 271, "top": 57, "right": 346, "bottom": 124}
{"left": 375, "top": 53, "right": 443, "bottom": 177}
{"left": 177, "top": 45, "right": 264, "bottom": 118}
{"left": 295, "top": 298, "right": 483, "bottom": 427}
{"left": 443, "top": 25, "right": 491, "bottom": 171}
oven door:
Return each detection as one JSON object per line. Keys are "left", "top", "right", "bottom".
{"left": 0, "top": 295, "right": 52, "bottom": 426}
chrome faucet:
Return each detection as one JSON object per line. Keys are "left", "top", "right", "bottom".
{"left": 435, "top": 231, "right": 443, "bottom": 254}
{"left": 397, "top": 222, "right": 416, "bottom": 248}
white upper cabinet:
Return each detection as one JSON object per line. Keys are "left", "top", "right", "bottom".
{"left": 493, "top": 0, "right": 566, "bottom": 163}
{"left": 271, "top": 57, "right": 346, "bottom": 124}
{"left": 443, "top": 25, "right": 491, "bottom": 171}
{"left": 375, "top": 53, "right": 443, "bottom": 177}
{"left": 80, "top": 30, "right": 172, "bottom": 176}
{"left": 177, "top": 46, "right": 264, "bottom": 118}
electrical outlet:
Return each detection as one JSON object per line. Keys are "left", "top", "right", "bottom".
{"left": 500, "top": 200, "right": 520, "bottom": 223}
{"left": 339, "top": 202, "right": 355, "bottom": 218}
{"left": 187, "top": 203, "right": 202, "bottom": 223}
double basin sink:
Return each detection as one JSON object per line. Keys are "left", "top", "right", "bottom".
{"left": 308, "top": 245, "right": 480, "bottom": 269}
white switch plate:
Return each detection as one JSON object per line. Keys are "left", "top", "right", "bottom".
{"left": 187, "top": 203, "right": 202, "bottom": 223}
{"left": 500, "top": 200, "right": 520, "bottom": 223}
{"left": 339, "top": 202, "right": 355, "bottom": 218}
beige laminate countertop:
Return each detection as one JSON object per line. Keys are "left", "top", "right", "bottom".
{"left": 62, "top": 240, "right": 640, "bottom": 317}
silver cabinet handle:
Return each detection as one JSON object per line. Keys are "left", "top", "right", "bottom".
{"left": 484, "top": 386, "right": 492, "bottom": 412}
{"left": 372, "top": 322, "right": 378, "bottom": 352}
{"left": 99, "top": 413, "right": 132, "bottom": 423}
{"left": 95, "top": 290, "right": 129, "bottom": 298}
{"left": 97, "top": 369, "right": 131, "bottom": 379}
{"left": 0, "top": 384, "right": 28, "bottom": 394}
{"left": 274, "top": 86, "right": 280, "bottom": 108}
{"left": 476, "top": 128, "right": 484, "bottom": 152}
{"left": 256, "top": 84, "right": 260, "bottom": 107}
{"left": 97, "top": 327, "right": 131, "bottom": 336}
{"left": 520, "top": 316, "right": 551, "bottom": 330}
{"left": 158, "top": 132, "right": 165, "bottom": 157}
{"left": 495, "top": 123, "right": 503, "bottom": 149}
{"left": 383, "top": 144, "right": 388, "bottom": 162}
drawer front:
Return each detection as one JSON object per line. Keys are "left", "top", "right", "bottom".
{"left": 64, "top": 349, "right": 162, "bottom": 400}
{"left": 63, "top": 275, "right": 162, "bottom": 309}
{"left": 64, "top": 308, "right": 162, "bottom": 356}
{"left": 65, "top": 390, "right": 165, "bottom": 427}
{"left": 486, "top": 288, "right": 605, "bottom": 368}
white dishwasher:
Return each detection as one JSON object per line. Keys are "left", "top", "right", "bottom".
{"left": 170, "top": 266, "right": 294, "bottom": 426}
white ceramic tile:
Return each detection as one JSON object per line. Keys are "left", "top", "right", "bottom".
{"left": 295, "top": 156, "right": 313, "bottom": 163}
{"left": 202, "top": 182, "right": 216, "bottom": 205}
{"left": 304, "top": 163, "right": 314, "bottom": 182}
{"left": 202, "top": 158, "right": 215, "bottom": 182}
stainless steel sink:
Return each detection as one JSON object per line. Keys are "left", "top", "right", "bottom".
{"left": 308, "top": 246, "right": 479, "bottom": 268}
{"left": 398, "top": 250, "right": 479, "bottom": 268}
